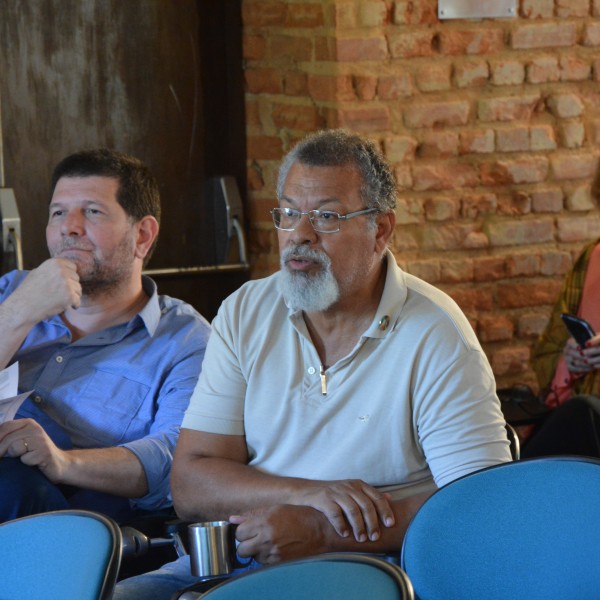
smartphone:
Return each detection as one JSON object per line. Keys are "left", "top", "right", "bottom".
{"left": 560, "top": 313, "right": 595, "bottom": 346}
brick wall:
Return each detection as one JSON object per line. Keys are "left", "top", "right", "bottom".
{"left": 242, "top": 0, "right": 600, "bottom": 389}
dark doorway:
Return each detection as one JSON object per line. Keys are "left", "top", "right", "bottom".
{"left": 0, "top": 0, "right": 247, "bottom": 319}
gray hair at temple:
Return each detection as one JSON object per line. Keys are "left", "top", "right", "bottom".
{"left": 276, "top": 129, "right": 398, "bottom": 215}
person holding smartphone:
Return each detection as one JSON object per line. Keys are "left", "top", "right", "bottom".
{"left": 524, "top": 219, "right": 600, "bottom": 457}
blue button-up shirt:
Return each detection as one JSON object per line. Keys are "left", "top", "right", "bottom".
{"left": 1, "top": 270, "right": 210, "bottom": 511}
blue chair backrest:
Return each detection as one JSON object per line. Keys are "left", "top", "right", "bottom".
{"left": 401, "top": 457, "right": 600, "bottom": 600}
{"left": 0, "top": 509, "right": 122, "bottom": 600}
{"left": 201, "top": 553, "right": 413, "bottom": 599}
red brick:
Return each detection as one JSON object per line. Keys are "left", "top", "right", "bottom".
{"left": 391, "top": 227, "right": 419, "bottom": 250}
{"left": 491, "top": 60, "right": 525, "bottom": 86}
{"left": 506, "top": 253, "right": 541, "bottom": 277}
{"left": 407, "top": 259, "right": 441, "bottom": 283}
{"left": 421, "top": 223, "right": 482, "bottom": 250}
{"left": 540, "top": 251, "right": 573, "bottom": 276}
{"left": 383, "top": 136, "right": 418, "bottom": 163}
{"left": 413, "top": 163, "right": 479, "bottom": 191}
{"left": 496, "top": 125, "right": 530, "bottom": 152}
{"left": 511, "top": 23, "right": 579, "bottom": 49}
{"left": 284, "top": 71, "right": 308, "bottom": 96}
{"left": 560, "top": 56, "right": 592, "bottom": 81}
{"left": 284, "top": 3, "right": 325, "bottom": 27}
{"left": 550, "top": 153, "right": 599, "bottom": 180}
{"left": 453, "top": 60, "right": 490, "bottom": 88}
{"left": 337, "top": 36, "right": 388, "bottom": 62}
{"left": 567, "top": 183, "right": 595, "bottom": 210}
{"left": 271, "top": 103, "right": 322, "bottom": 131}
{"left": 307, "top": 74, "right": 355, "bottom": 102}
{"left": 417, "top": 131, "right": 460, "bottom": 158}
{"left": 478, "top": 94, "right": 542, "bottom": 122}
{"left": 464, "top": 232, "right": 490, "bottom": 248}
{"left": 518, "top": 313, "right": 550, "bottom": 339}
{"left": 438, "top": 29, "right": 505, "bottom": 55}
{"left": 243, "top": 2, "right": 287, "bottom": 27}
{"left": 424, "top": 196, "right": 460, "bottom": 221}
{"left": 474, "top": 257, "right": 507, "bottom": 281}
{"left": 556, "top": 0, "right": 591, "bottom": 17}
{"left": 354, "top": 76, "right": 378, "bottom": 101}
{"left": 243, "top": 35, "right": 267, "bottom": 61}
{"left": 245, "top": 69, "right": 283, "bottom": 94}
{"left": 557, "top": 215, "right": 600, "bottom": 242}
{"left": 480, "top": 157, "right": 549, "bottom": 185}
{"left": 334, "top": 106, "right": 391, "bottom": 132}
{"left": 490, "top": 346, "right": 530, "bottom": 376}
{"left": 530, "top": 125, "right": 557, "bottom": 151}
{"left": 394, "top": 165, "right": 413, "bottom": 190}
{"left": 247, "top": 136, "right": 283, "bottom": 160}
{"left": 404, "top": 100, "right": 470, "bottom": 128}
{"left": 478, "top": 315, "right": 514, "bottom": 342}
{"left": 527, "top": 56, "right": 560, "bottom": 84}
{"left": 378, "top": 72, "right": 415, "bottom": 99}
{"left": 485, "top": 218, "right": 554, "bottom": 247}
{"left": 333, "top": 2, "right": 357, "bottom": 28}
{"left": 393, "top": 0, "right": 438, "bottom": 25}
{"left": 270, "top": 35, "right": 313, "bottom": 61}
{"left": 497, "top": 281, "right": 562, "bottom": 308}
{"left": 460, "top": 129, "right": 495, "bottom": 155}
{"left": 388, "top": 31, "right": 435, "bottom": 59}
{"left": 440, "top": 259, "right": 475, "bottom": 284}
{"left": 358, "top": 1, "right": 389, "bottom": 27}
{"left": 395, "top": 197, "right": 423, "bottom": 225}
{"left": 247, "top": 163, "right": 264, "bottom": 192}
{"left": 498, "top": 190, "right": 532, "bottom": 216}
{"left": 547, "top": 93, "right": 584, "bottom": 118}
{"left": 446, "top": 287, "right": 494, "bottom": 312}
{"left": 559, "top": 121, "right": 586, "bottom": 149}
{"left": 530, "top": 187, "right": 564, "bottom": 212}
{"left": 415, "top": 63, "right": 452, "bottom": 92}
{"left": 461, "top": 193, "right": 498, "bottom": 218}
{"left": 520, "top": 0, "right": 554, "bottom": 18}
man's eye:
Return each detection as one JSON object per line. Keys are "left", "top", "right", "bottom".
{"left": 282, "top": 208, "right": 298, "bottom": 217}
{"left": 316, "top": 211, "right": 337, "bottom": 221}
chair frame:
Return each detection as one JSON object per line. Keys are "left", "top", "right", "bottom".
{"left": 174, "top": 552, "right": 414, "bottom": 600}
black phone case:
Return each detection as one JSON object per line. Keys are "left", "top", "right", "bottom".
{"left": 560, "top": 313, "right": 595, "bottom": 346}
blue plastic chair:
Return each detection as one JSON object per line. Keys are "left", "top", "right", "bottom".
{"left": 401, "top": 457, "right": 600, "bottom": 600}
{"left": 0, "top": 509, "right": 122, "bottom": 600}
{"left": 176, "top": 553, "right": 414, "bottom": 599}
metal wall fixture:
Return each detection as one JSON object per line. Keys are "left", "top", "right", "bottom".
{"left": 438, "top": 0, "right": 517, "bottom": 20}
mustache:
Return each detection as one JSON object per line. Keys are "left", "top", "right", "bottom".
{"left": 281, "top": 245, "right": 330, "bottom": 267}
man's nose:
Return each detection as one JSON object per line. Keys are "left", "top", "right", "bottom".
{"left": 289, "top": 212, "right": 318, "bottom": 244}
{"left": 60, "top": 211, "right": 85, "bottom": 235}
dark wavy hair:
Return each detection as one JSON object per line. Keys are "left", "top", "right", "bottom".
{"left": 50, "top": 148, "right": 161, "bottom": 260}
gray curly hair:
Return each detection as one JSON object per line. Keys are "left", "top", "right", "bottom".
{"left": 276, "top": 129, "right": 397, "bottom": 213}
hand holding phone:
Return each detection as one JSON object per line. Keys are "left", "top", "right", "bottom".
{"left": 560, "top": 313, "right": 595, "bottom": 346}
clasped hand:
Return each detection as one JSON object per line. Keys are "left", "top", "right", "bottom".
{"left": 230, "top": 478, "right": 395, "bottom": 564}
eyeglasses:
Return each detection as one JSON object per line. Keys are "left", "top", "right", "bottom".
{"left": 270, "top": 207, "right": 380, "bottom": 234}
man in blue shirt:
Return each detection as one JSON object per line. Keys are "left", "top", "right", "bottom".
{"left": 0, "top": 149, "right": 210, "bottom": 523}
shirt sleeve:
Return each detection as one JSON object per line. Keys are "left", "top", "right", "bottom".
{"left": 415, "top": 347, "right": 512, "bottom": 490}
{"left": 121, "top": 315, "right": 211, "bottom": 511}
{"left": 182, "top": 301, "right": 247, "bottom": 436}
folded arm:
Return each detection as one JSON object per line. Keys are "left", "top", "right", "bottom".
{"left": 172, "top": 428, "right": 401, "bottom": 546}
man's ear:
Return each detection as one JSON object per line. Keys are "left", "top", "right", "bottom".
{"left": 374, "top": 210, "right": 395, "bottom": 254}
{"left": 134, "top": 216, "right": 160, "bottom": 261}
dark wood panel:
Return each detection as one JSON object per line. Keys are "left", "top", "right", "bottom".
{"left": 0, "top": 0, "right": 246, "bottom": 282}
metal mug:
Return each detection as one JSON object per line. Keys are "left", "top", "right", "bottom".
{"left": 188, "top": 521, "right": 237, "bottom": 577}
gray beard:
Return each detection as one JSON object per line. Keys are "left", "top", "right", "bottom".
{"left": 278, "top": 246, "right": 339, "bottom": 312}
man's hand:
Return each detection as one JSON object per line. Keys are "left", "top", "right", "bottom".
{"left": 5, "top": 258, "right": 82, "bottom": 323}
{"left": 0, "top": 418, "right": 70, "bottom": 482}
{"left": 231, "top": 505, "right": 328, "bottom": 564}
{"left": 290, "top": 479, "right": 395, "bottom": 543}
